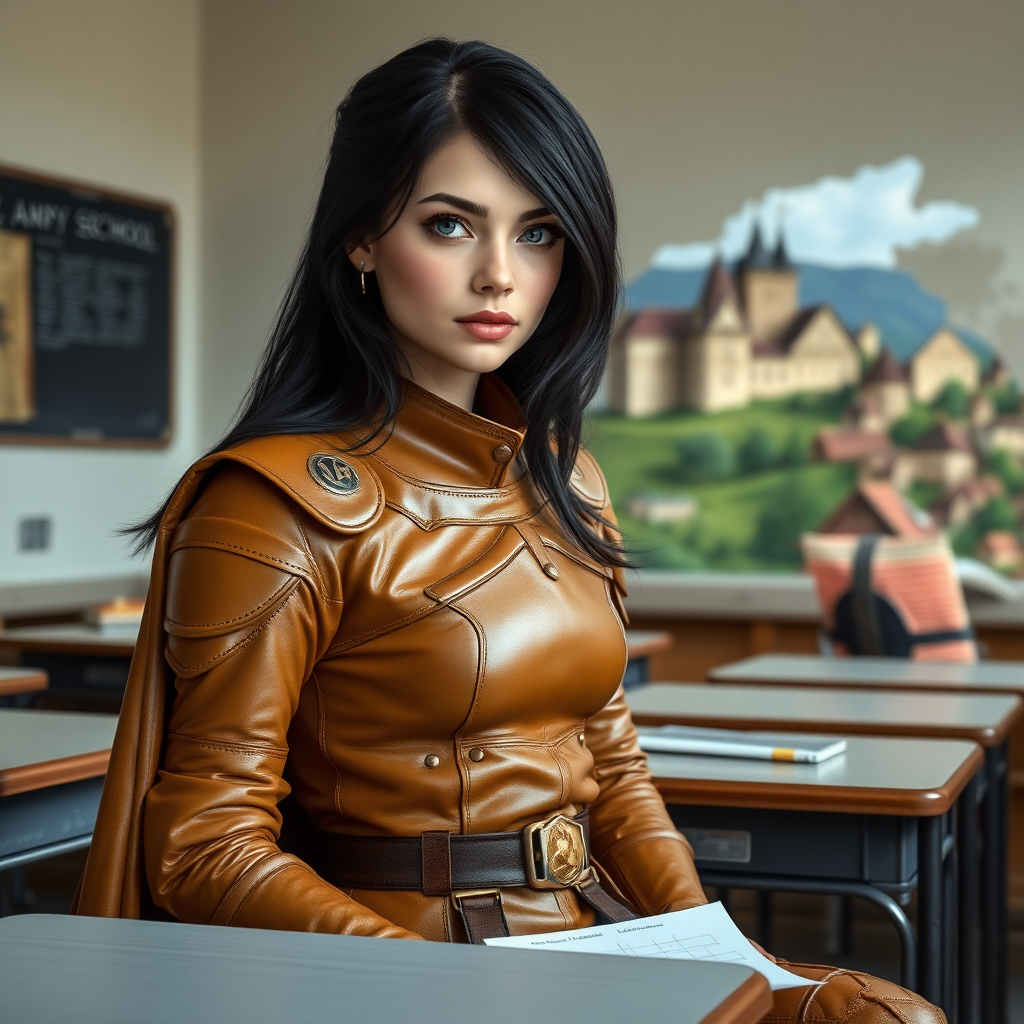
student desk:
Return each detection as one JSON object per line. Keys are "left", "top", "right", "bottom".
{"left": 0, "top": 624, "right": 135, "bottom": 702}
{"left": 623, "top": 629, "right": 673, "bottom": 688}
{"left": 0, "top": 914, "right": 772, "bottom": 1024}
{"left": 643, "top": 734, "right": 982, "bottom": 1015}
{"left": 708, "top": 653, "right": 1024, "bottom": 1024}
{"left": 0, "top": 666, "right": 47, "bottom": 704}
{"left": 630, "top": 684, "right": 1021, "bottom": 1024}
{"left": 0, "top": 709, "right": 117, "bottom": 873}
{"left": 0, "top": 624, "right": 668, "bottom": 698}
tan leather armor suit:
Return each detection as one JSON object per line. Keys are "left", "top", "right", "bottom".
{"left": 77, "top": 376, "right": 944, "bottom": 1023}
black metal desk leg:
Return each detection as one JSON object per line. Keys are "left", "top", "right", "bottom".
{"left": 957, "top": 775, "right": 979, "bottom": 1024}
{"left": 980, "top": 744, "right": 1009, "bottom": 1024}
{"left": 917, "top": 814, "right": 944, "bottom": 1009}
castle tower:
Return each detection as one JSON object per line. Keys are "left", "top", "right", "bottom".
{"left": 736, "top": 225, "right": 798, "bottom": 341}
{"left": 680, "top": 258, "right": 750, "bottom": 411}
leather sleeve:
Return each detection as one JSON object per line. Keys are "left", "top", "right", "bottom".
{"left": 143, "top": 465, "right": 419, "bottom": 939}
{"left": 580, "top": 455, "right": 707, "bottom": 916}
{"left": 585, "top": 686, "right": 708, "bottom": 915}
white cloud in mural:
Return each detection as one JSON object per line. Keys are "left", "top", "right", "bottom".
{"left": 652, "top": 156, "right": 979, "bottom": 270}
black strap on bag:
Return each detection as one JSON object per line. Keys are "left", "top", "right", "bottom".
{"left": 831, "top": 534, "right": 975, "bottom": 657}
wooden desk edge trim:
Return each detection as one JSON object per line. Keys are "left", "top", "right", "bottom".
{"left": 0, "top": 674, "right": 48, "bottom": 697}
{"left": 697, "top": 972, "right": 773, "bottom": 1024}
{"left": 630, "top": 711, "right": 1008, "bottom": 747}
{"left": 0, "top": 750, "right": 111, "bottom": 797}
{"left": 653, "top": 745, "right": 984, "bottom": 817}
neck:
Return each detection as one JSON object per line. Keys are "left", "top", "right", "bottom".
{"left": 393, "top": 342, "right": 480, "bottom": 412}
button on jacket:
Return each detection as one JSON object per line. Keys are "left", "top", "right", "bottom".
{"left": 77, "top": 375, "right": 706, "bottom": 940}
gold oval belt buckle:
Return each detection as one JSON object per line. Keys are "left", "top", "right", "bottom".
{"left": 522, "top": 814, "right": 588, "bottom": 890}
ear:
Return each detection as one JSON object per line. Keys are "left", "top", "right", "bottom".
{"left": 346, "top": 243, "right": 375, "bottom": 273}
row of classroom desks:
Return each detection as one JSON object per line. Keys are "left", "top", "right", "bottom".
{"left": 1, "top": 641, "right": 1020, "bottom": 1022}
{"left": 630, "top": 654, "right": 1024, "bottom": 1024}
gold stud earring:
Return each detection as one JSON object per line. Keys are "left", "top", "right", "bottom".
{"left": 359, "top": 259, "right": 366, "bottom": 295}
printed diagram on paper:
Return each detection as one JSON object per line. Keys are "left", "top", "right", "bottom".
{"left": 609, "top": 930, "right": 746, "bottom": 962}
{"left": 484, "top": 901, "right": 819, "bottom": 991}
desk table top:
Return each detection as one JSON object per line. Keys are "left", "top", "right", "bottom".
{"left": 0, "top": 665, "right": 47, "bottom": 696}
{"left": 0, "top": 709, "right": 118, "bottom": 797}
{"left": 0, "top": 622, "right": 138, "bottom": 657}
{"left": 629, "top": 683, "right": 1022, "bottom": 747}
{"left": 0, "top": 914, "right": 771, "bottom": 1024}
{"left": 643, "top": 733, "right": 983, "bottom": 816}
{"left": 709, "top": 654, "right": 1024, "bottom": 695}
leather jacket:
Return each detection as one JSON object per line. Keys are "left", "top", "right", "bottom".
{"left": 77, "top": 374, "right": 706, "bottom": 940}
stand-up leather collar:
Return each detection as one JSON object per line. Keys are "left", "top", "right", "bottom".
{"left": 371, "top": 375, "right": 527, "bottom": 489}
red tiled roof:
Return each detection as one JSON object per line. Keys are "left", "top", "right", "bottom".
{"left": 814, "top": 428, "right": 893, "bottom": 463}
{"left": 818, "top": 479, "right": 933, "bottom": 537}
{"left": 913, "top": 422, "right": 974, "bottom": 453}
{"left": 862, "top": 348, "right": 908, "bottom": 384}
{"left": 622, "top": 309, "right": 691, "bottom": 341}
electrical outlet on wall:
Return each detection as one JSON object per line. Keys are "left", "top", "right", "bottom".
{"left": 18, "top": 517, "right": 52, "bottom": 552}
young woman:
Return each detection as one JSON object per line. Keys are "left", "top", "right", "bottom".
{"left": 78, "top": 38, "right": 944, "bottom": 1023}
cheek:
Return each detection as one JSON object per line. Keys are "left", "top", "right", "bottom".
{"left": 378, "top": 242, "right": 455, "bottom": 316}
{"left": 519, "top": 251, "right": 564, "bottom": 318}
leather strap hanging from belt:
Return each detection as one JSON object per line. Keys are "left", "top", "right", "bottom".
{"left": 315, "top": 809, "right": 639, "bottom": 942}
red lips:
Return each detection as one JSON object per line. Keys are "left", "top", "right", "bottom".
{"left": 455, "top": 311, "right": 517, "bottom": 324}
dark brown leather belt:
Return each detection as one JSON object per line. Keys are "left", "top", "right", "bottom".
{"left": 315, "top": 809, "right": 638, "bottom": 943}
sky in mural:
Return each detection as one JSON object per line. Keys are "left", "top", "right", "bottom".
{"left": 651, "top": 156, "right": 979, "bottom": 270}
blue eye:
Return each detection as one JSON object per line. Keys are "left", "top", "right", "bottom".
{"left": 436, "top": 218, "right": 460, "bottom": 236}
{"left": 522, "top": 227, "right": 546, "bottom": 244}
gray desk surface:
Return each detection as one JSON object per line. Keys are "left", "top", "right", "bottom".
{"left": 629, "top": 683, "right": 1022, "bottom": 747}
{"left": 0, "top": 709, "right": 118, "bottom": 796}
{"left": 0, "top": 914, "right": 771, "bottom": 1024}
{"left": 643, "top": 733, "right": 983, "bottom": 815}
{"left": 709, "top": 654, "right": 1024, "bottom": 694}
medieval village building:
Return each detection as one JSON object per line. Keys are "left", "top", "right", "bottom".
{"left": 607, "top": 229, "right": 861, "bottom": 415}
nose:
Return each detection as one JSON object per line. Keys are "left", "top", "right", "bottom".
{"left": 472, "top": 240, "right": 514, "bottom": 297}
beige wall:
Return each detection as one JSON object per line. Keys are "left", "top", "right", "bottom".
{"left": 199, "top": 0, "right": 1024, "bottom": 445}
{"left": 0, "top": 0, "right": 201, "bottom": 586}
{"left": 1, "top": 0, "right": 1021, "bottom": 589}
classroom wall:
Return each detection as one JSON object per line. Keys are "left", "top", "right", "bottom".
{"left": 0, "top": 0, "right": 201, "bottom": 589}
{"left": 1, "top": 0, "right": 1021, "bottom": 593}
{"left": 199, "top": 0, "right": 1024, "bottom": 445}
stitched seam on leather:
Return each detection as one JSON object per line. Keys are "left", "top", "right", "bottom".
{"left": 169, "top": 537, "right": 308, "bottom": 574}
{"left": 324, "top": 600, "right": 438, "bottom": 655}
{"left": 312, "top": 670, "right": 344, "bottom": 817}
{"left": 165, "top": 576, "right": 295, "bottom": 630}
{"left": 371, "top": 451, "right": 522, "bottom": 496}
{"left": 426, "top": 527, "right": 511, "bottom": 590}
{"left": 386, "top": 504, "right": 545, "bottom": 531}
{"left": 166, "top": 589, "right": 300, "bottom": 673}
{"left": 167, "top": 732, "right": 288, "bottom": 758}
{"left": 294, "top": 515, "right": 341, "bottom": 605}
{"left": 451, "top": 602, "right": 486, "bottom": 834}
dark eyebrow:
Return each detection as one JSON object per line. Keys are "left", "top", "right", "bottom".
{"left": 518, "top": 207, "right": 551, "bottom": 223}
{"left": 417, "top": 192, "right": 488, "bottom": 217}
{"left": 416, "top": 193, "right": 553, "bottom": 224}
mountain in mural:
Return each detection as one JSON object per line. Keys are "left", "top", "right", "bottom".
{"left": 624, "top": 262, "right": 992, "bottom": 367}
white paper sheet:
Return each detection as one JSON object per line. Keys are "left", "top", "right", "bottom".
{"left": 483, "top": 901, "right": 821, "bottom": 991}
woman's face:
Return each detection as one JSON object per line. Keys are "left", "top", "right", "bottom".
{"left": 350, "top": 135, "right": 565, "bottom": 410}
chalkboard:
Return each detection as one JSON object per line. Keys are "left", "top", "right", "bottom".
{"left": 0, "top": 165, "right": 173, "bottom": 447}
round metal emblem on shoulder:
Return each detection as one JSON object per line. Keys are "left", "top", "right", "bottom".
{"left": 307, "top": 452, "right": 360, "bottom": 495}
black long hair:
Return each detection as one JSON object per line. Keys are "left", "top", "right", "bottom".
{"left": 131, "top": 38, "right": 625, "bottom": 566}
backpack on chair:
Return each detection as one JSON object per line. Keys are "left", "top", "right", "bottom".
{"left": 802, "top": 532, "right": 977, "bottom": 662}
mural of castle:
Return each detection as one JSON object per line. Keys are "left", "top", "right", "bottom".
{"left": 607, "top": 229, "right": 863, "bottom": 415}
